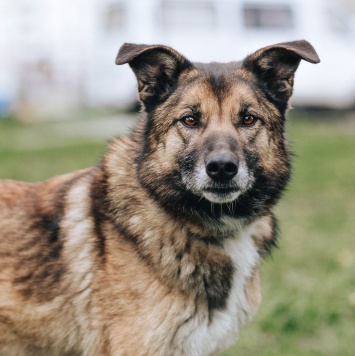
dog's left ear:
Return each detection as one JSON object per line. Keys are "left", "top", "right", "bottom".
{"left": 242, "top": 40, "right": 320, "bottom": 110}
{"left": 116, "top": 43, "right": 192, "bottom": 107}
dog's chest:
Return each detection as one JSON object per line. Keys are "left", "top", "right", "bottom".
{"left": 175, "top": 232, "right": 260, "bottom": 356}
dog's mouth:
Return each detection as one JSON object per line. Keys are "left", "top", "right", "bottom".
{"left": 202, "top": 187, "right": 241, "bottom": 204}
{"left": 204, "top": 187, "right": 238, "bottom": 194}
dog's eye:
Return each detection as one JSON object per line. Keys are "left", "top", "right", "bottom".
{"left": 242, "top": 115, "right": 257, "bottom": 127}
{"left": 182, "top": 116, "right": 199, "bottom": 128}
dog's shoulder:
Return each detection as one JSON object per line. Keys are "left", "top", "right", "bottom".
{"left": 0, "top": 168, "right": 96, "bottom": 278}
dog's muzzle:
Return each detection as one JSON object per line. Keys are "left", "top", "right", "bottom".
{"left": 201, "top": 152, "right": 242, "bottom": 203}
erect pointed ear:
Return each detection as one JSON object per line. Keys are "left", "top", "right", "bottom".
{"left": 116, "top": 43, "right": 192, "bottom": 107}
{"left": 242, "top": 40, "right": 320, "bottom": 111}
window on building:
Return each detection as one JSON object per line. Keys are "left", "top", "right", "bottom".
{"left": 327, "top": 6, "right": 351, "bottom": 35}
{"left": 160, "top": 1, "right": 217, "bottom": 28}
{"left": 106, "top": 3, "right": 126, "bottom": 32}
{"left": 243, "top": 3, "right": 294, "bottom": 29}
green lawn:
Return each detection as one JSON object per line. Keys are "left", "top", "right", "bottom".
{"left": 1, "top": 113, "right": 354, "bottom": 355}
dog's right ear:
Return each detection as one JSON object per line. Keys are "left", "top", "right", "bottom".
{"left": 116, "top": 43, "right": 192, "bottom": 107}
{"left": 242, "top": 40, "right": 320, "bottom": 112}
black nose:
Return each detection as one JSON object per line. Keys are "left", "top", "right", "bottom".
{"left": 206, "top": 153, "right": 238, "bottom": 182}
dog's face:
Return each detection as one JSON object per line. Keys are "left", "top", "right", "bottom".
{"left": 116, "top": 42, "right": 319, "bottom": 220}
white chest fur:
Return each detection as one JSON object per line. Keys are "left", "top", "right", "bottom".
{"left": 180, "top": 228, "right": 260, "bottom": 356}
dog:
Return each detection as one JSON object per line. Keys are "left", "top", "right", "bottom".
{"left": 0, "top": 40, "right": 319, "bottom": 355}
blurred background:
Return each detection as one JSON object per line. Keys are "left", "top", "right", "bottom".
{"left": 0, "top": 0, "right": 354, "bottom": 355}
{"left": 1, "top": 0, "right": 355, "bottom": 118}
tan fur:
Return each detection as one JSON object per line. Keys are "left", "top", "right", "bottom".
{"left": 244, "top": 267, "right": 262, "bottom": 319}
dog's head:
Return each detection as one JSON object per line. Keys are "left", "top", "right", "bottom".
{"left": 116, "top": 41, "right": 319, "bottom": 221}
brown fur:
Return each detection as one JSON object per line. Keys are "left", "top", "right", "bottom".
{"left": 0, "top": 41, "right": 319, "bottom": 355}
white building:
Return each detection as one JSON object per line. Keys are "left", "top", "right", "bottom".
{"left": 0, "top": 0, "right": 355, "bottom": 119}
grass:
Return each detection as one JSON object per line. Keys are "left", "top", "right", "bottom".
{"left": 0, "top": 118, "right": 100, "bottom": 180}
{"left": 1, "top": 112, "right": 354, "bottom": 355}
{"left": 0, "top": 115, "right": 133, "bottom": 181}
